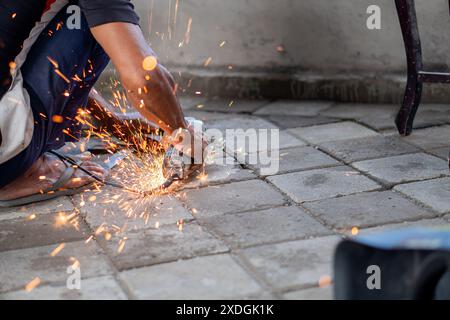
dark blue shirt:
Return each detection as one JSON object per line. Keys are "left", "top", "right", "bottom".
{"left": 0, "top": 0, "right": 139, "bottom": 96}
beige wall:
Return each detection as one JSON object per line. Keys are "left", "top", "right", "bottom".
{"left": 132, "top": 0, "right": 450, "bottom": 74}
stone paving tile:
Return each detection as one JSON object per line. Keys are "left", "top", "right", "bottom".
{"left": 0, "top": 212, "right": 90, "bottom": 252}
{"left": 199, "top": 99, "right": 269, "bottom": 113}
{"left": 74, "top": 189, "right": 193, "bottom": 232}
{"left": 319, "top": 136, "right": 420, "bottom": 163}
{"left": 183, "top": 110, "right": 238, "bottom": 122}
{"left": 0, "top": 240, "right": 113, "bottom": 293}
{"left": 259, "top": 130, "right": 307, "bottom": 151}
{"left": 239, "top": 146, "right": 339, "bottom": 176}
{"left": 0, "top": 275, "right": 127, "bottom": 300}
{"left": 202, "top": 206, "right": 331, "bottom": 249}
{"left": 414, "top": 104, "right": 450, "bottom": 128}
{"left": 230, "top": 130, "right": 306, "bottom": 159}
{"left": 240, "top": 236, "right": 341, "bottom": 290}
{"left": 101, "top": 222, "right": 228, "bottom": 270}
{"left": 268, "top": 166, "right": 380, "bottom": 203}
{"left": 353, "top": 153, "right": 449, "bottom": 185}
{"left": 303, "top": 191, "right": 435, "bottom": 230}
{"left": 428, "top": 147, "right": 449, "bottom": 160}
{"left": 254, "top": 101, "right": 334, "bottom": 117}
{"left": 183, "top": 180, "right": 286, "bottom": 218}
{"left": 283, "top": 286, "right": 333, "bottom": 300}
{"left": 0, "top": 197, "right": 74, "bottom": 221}
{"left": 350, "top": 218, "right": 447, "bottom": 238}
{"left": 288, "top": 121, "right": 379, "bottom": 145}
{"left": 402, "top": 125, "right": 450, "bottom": 149}
{"left": 442, "top": 214, "right": 450, "bottom": 224}
{"left": 206, "top": 117, "right": 281, "bottom": 154}
{"left": 320, "top": 103, "right": 398, "bottom": 131}
{"left": 119, "top": 254, "right": 262, "bottom": 299}
{"left": 207, "top": 115, "right": 277, "bottom": 132}
{"left": 182, "top": 158, "right": 257, "bottom": 189}
{"left": 261, "top": 115, "right": 338, "bottom": 129}
{"left": 178, "top": 96, "right": 207, "bottom": 110}
{"left": 394, "top": 177, "right": 450, "bottom": 214}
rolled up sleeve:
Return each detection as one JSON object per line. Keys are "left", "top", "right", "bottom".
{"left": 77, "top": 0, "right": 140, "bottom": 28}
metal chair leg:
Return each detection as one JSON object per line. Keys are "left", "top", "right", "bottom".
{"left": 396, "top": 79, "right": 422, "bottom": 136}
{"left": 395, "top": 0, "right": 423, "bottom": 136}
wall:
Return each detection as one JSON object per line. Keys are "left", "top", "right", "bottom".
{"left": 133, "top": 0, "right": 450, "bottom": 72}
{"left": 103, "top": 0, "right": 450, "bottom": 101}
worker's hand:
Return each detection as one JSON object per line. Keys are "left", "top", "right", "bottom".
{"left": 87, "top": 90, "right": 160, "bottom": 144}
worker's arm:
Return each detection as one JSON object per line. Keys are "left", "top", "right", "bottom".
{"left": 90, "top": 22, "right": 187, "bottom": 135}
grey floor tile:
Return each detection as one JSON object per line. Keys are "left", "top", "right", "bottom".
{"left": 101, "top": 223, "right": 228, "bottom": 270}
{"left": 0, "top": 241, "right": 113, "bottom": 293}
{"left": 240, "top": 236, "right": 341, "bottom": 289}
{"left": 0, "top": 275, "right": 127, "bottom": 300}
{"left": 119, "top": 254, "right": 262, "bottom": 299}
{"left": 394, "top": 177, "right": 450, "bottom": 213}
{"left": 0, "top": 212, "right": 90, "bottom": 252}
{"left": 268, "top": 166, "right": 380, "bottom": 203}
{"left": 202, "top": 206, "right": 331, "bottom": 248}
{"left": 240, "top": 146, "right": 339, "bottom": 176}
{"left": 319, "top": 136, "right": 420, "bottom": 163}
{"left": 255, "top": 101, "right": 334, "bottom": 117}
{"left": 304, "top": 191, "right": 436, "bottom": 230}
{"left": 288, "top": 122, "right": 379, "bottom": 144}
{"left": 183, "top": 180, "right": 286, "bottom": 218}
{"left": 353, "top": 153, "right": 449, "bottom": 185}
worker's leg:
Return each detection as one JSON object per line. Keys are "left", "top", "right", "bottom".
{"left": 0, "top": 5, "right": 109, "bottom": 196}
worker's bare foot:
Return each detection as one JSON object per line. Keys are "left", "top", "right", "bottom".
{"left": 0, "top": 152, "right": 109, "bottom": 201}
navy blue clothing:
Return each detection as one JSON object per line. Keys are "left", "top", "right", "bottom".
{"left": 0, "top": 5, "right": 110, "bottom": 188}
{"left": 0, "top": 0, "right": 139, "bottom": 97}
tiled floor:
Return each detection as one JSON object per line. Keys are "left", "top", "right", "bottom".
{"left": 0, "top": 99, "right": 449, "bottom": 300}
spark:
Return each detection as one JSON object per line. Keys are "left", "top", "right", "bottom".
{"left": 50, "top": 243, "right": 66, "bottom": 257}
{"left": 117, "top": 237, "right": 127, "bottom": 253}
{"left": 25, "top": 277, "right": 41, "bottom": 292}
{"left": 52, "top": 115, "right": 64, "bottom": 123}
{"left": 142, "top": 56, "right": 158, "bottom": 71}
{"left": 184, "top": 17, "right": 192, "bottom": 44}
{"left": 276, "top": 45, "right": 285, "bottom": 53}
{"left": 203, "top": 57, "right": 212, "bottom": 67}
{"left": 69, "top": 257, "right": 80, "bottom": 269}
{"left": 318, "top": 275, "right": 332, "bottom": 288}
{"left": 351, "top": 227, "right": 359, "bottom": 236}
{"left": 54, "top": 69, "right": 70, "bottom": 83}
{"left": 11, "top": 13, "right": 16, "bottom": 19}
{"left": 177, "top": 219, "right": 184, "bottom": 231}
{"left": 197, "top": 173, "right": 208, "bottom": 181}
{"left": 85, "top": 235, "right": 94, "bottom": 244}
{"left": 219, "top": 41, "right": 226, "bottom": 47}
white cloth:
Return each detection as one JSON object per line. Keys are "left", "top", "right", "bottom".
{"left": 0, "top": 0, "right": 68, "bottom": 165}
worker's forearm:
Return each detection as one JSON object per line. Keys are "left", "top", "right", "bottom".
{"left": 90, "top": 22, "right": 187, "bottom": 134}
